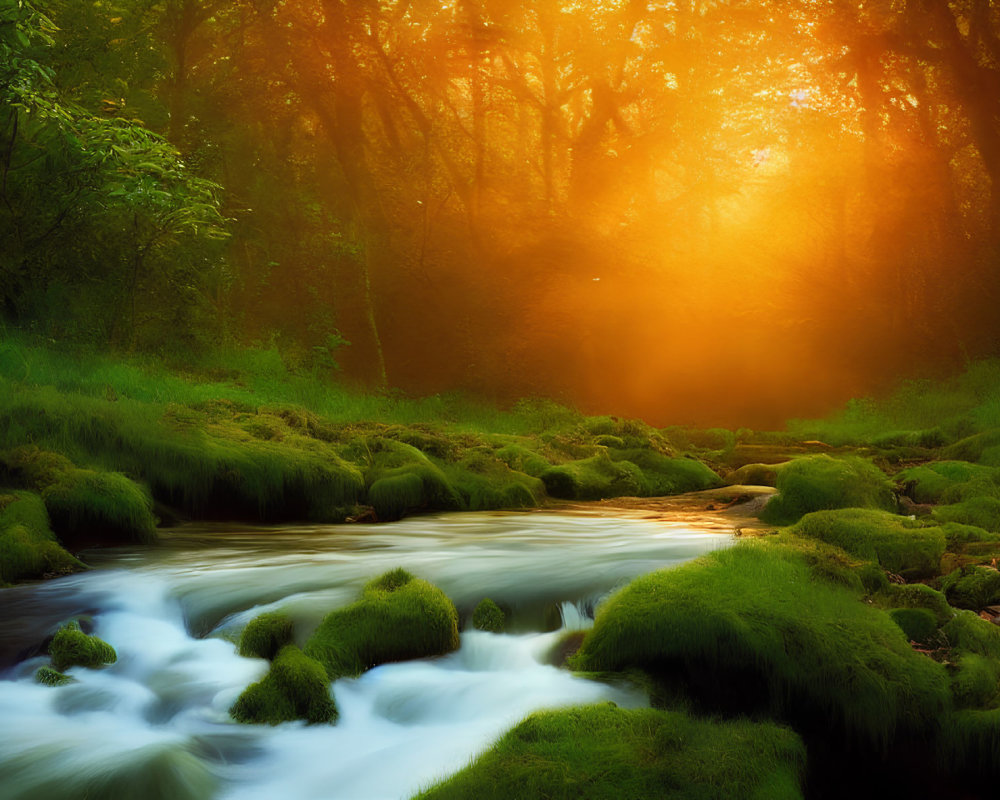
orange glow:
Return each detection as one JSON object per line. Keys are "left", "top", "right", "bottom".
{"left": 192, "top": 0, "right": 1000, "bottom": 427}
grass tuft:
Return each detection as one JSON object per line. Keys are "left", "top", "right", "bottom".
{"left": 472, "top": 598, "right": 505, "bottom": 633}
{"left": 48, "top": 620, "right": 117, "bottom": 672}
{"left": 238, "top": 612, "right": 294, "bottom": 660}
{"left": 230, "top": 645, "right": 337, "bottom": 725}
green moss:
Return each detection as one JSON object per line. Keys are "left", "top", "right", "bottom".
{"left": 943, "top": 611, "right": 1000, "bottom": 659}
{"left": 540, "top": 453, "right": 645, "bottom": 500}
{"left": 760, "top": 455, "right": 895, "bottom": 525}
{"left": 790, "top": 508, "right": 945, "bottom": 579}
{"left": 494, "top": 443, "right": 552, "bottom": 478}
{"left": 414, "top": 705, "right": 806, "bottom": 800}
{"left": 230, "top": 645, "right": 337, "bottom": 725}
{"left": 49, "top": 620, "right": 117, "bottom": 672}
{"left": 368, "top": 472, "right": 426, "bottom": 521}
{"left": 472, "top": 598, "right": 505, "bottom": 633}
{"left": 873, "top": 583, "right": 953, "bottom": 625}
{"left": 889, "top": 608, "right": 938, "bottom": 644}
{"left": 724, "top": 462, "right": 785, "bottom": 487}
{"left": 941, "top": 566, "right": 1000, "bottom": 610}
{"left": 951, "top": 653, "right": 1000, "bottom": 709}
{"left": 43, "top": 468, "right": 158, "bottom": 545}
{"left": 895, "top": 461, "right": 998, "bottom": 504}
{"left": 443, "top": 451, "right": 544, "bottom": 511}
{"left": 608, "top": 450, "right": 721, "bottom": 496}
{"left": 34, "top": 665, "right": 74, "bottom": 686}
{"left": 934, "top": 497, "right": 1000, "bottom": 532}
{"left": 941, "top": 522, "right": 1000, "bottom": 549}
{"left": 572, "top": 542, "right": 950, "bottom": 748}
{"left": 305, "top": 568, "right": 459, "bottom": 680}
{"left": 238, "top": 612, "right": 294, "bottom": 660}
{"left": 0, "top": 491, "right": 83, "bottom": 584}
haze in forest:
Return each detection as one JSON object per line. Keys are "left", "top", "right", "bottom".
{"left": 2, "top": 0, "right": 1000, "bottom": 428}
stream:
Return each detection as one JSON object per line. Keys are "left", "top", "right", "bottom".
{"left": 0, "top": 508, "right": 734, "bottom": 800}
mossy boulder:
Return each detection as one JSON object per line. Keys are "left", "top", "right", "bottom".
{"left": 941, "top": 566, "right": 1000, "bottom": 610}
{"left": 608, "top": 450, "right": 721, "bottom": 496}
{"left": 572, "top": 542, "right": 950, "bottom": 748}
{"left": 950, "top": 653, "right": 1000, "bottom": 709}
{"left": 238, "top": 612, "right": 294, "bottom": 660}
{"left": 305, "top": 568, "right": 460, "bottom": 680}
{"left": 934, "top": 497, "right": 1000, "bottom": 533}
{"left": 895, "top": 461, "right": 998, "bottom": 505}
{"left": 472, "top": 598, "right": 505, "bottom": 633}
{"left": 0, "top": 491, "right": 83, "bottom": 584}
{"left": 889, "top": 608, "right": 938, "bottom": 644}
{"left": 540, "top": 453, "right": 645, "bottom": 500}
{"left": 760, "top": 455, "right": 895, "bottom": 525}
{"left": 49, "top": 620, "right": 117, "bottom": 672}
{"left": 43, "top": 468, "right": 158, "bottom": 545}
{"left": 230, "top": 645, "right": 337, "bottom": 725}
{"left": 790, "top": 508, "right": 945, "bottom": 579}
{"left": 34, "top": 665, "right": 74, "bottom": 686}
{"left": 444, "top": 451, "right": 543, "bottom": 511}
{"left": 414, "top": 705, "right": 806, "bottom": 800}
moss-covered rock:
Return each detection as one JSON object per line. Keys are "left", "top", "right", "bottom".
{"left": 43, "top": 468, "right": 158, "bottom": 545}
{"left": 49, "top": 620, "right": 116, "bottom": 672}
{"left": 305, "top": 568, "right": 459, "bottom": 680}
{"left": 873, "top": 582, "right": 953, "bottom": 625}
{"left": 34, "top": 665, "right": 74, "bottom": 686}
{"left": 572, "top": 542, "right": 950, "bottom": 748}
{"left": 540, "top": 454, "right": 644, "bottom": 500}
{"left": 414, "top": 705, "right": 806, "bottom": 800}
{"left": 889, "top": 608, "right": 938, "bottom": 644}
{"left": 934, "top": 497, "right": 1000, "bottom": 533}
{"left": 950, "top": 653, "right": 1000, "bottom": 709}
{"left": 472, "top": 598, "right": 505, "bottom": 633}
{"left": 0, "top": 491, "right": 83, "bottom": 584}
{"left": 238, "top": 611, "right": 294, "bottom": 660}
{"left": 790, "top": 508, "right": 945, "bottom": 579}
{"left": 941, "top": 566, "right": 1000, "bottom": 610}
{"left": 609, "top": 449, "right": 721, "bottom": 496}
{"left": 895, "top": 461, "right": 998, "bottom": 504}
{"left": 760, "top": 455, "right": 895, "bottom": 525}
{"left": 943, "top": 610, "right": 1000, "bottom": 658}
{"left": 230, "top": 645, "right": 337, "bottom": 725}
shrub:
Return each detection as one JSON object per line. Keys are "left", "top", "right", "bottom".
{"left": 230, "top": 645, "right": 337, "bottom": 725}
{"left": 238, "top": 612, "right": 294, "bottom": 660}
{"left": 305, "top": 568, "right": 459, "bottom": 680}
{"left": 791, "top": 508, "right": 945, "bottom": 578}
{"left": 573, "top": 542, "right": 950, "bottom": 748}
{"left": 48, "top": 620, "right": 116, "bottom": 672}
{"left": 760, "top": 455, "right": 895, "bottom": 525}
{"left": 472, "top": 598, "right": 505, "bottom": 633}
{"left": 414, "top": 705, "right": 806, "bottom": 800}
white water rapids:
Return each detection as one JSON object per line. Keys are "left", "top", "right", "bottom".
{"left": 0, "top": 510, "right": 733, "bottom": 800}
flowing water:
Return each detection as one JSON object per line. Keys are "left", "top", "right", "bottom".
{"left": 0, "top": 509, "right": 734, "bottom": 800}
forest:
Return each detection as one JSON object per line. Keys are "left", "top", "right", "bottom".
{"left": 4, "top": 1, "right": 1000, "bottom": 799}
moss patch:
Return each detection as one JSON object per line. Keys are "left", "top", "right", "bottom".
{"left": 934, "top": 497, "right": 1000, "bottom": 533}
{"left": 414, "top": 704, "right": 806, "bottom": 800}
{"left": 34, "top": 665, "right": 74, "bottom": 686}
{"left": 305, "top": 568, "right": 459, "bottom": 680}
{"left": 472, "top": 598, "right": 505, "bottom": 633}
{"left": 941, "top": 566, "right": 1000, "bottom": 610}
{"left": 0, "top": 491, "right": 83, "bottom": 584}
{"left": 572, "top": 542, "right": 950, "bottom": 748}
{"left": 48, "top": 620, "right": 117, "bottom": 672}
{"left": 760, "top": 455, "right": 895, "bottom": 525}
{"left": 230, "top": 645, "right": 337, "bottom": 725}
{"left": 238, "top": 612, "right": 294, "bottom": 660}
{"left": 43, "top": 469, "right": 158, "bottom": 545}
{"left": 790, "top": 509, "right": 945, "bottom": 579}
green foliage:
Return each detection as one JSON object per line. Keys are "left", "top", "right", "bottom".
{"left": 888, "top": 608, "right": 938, "bottom": 644}
{"left": 230, "top": 645, "right": 337, "bottom": 726}
{"left": 790, "top": 508, "right": 945, "bottom": 578}
{"left": 573, "top": 542, "right": 950, "bottom": 748}
{"left": 414, "top": 705, "right": 806, "bottom": 800}
{"left": 238, "top": 612, "right": 294, "bottom": 661}
{"left": 43, "top": 468, "right": 157, "bottom": 545}
{"left": 34, "top": 666, "right": 73, "bottom": 686}
{"left": 472, "top": 598, "right": 505, "bottom": 633}
{"left": 760, "top": 455, "right": 895, "bottom": 525}
{"left": 305, "top": 569, "right": 460, "bottom": 680}
{"left": 48, "top": 620, "right": 116, "bottom": 672}
{"left": 941, "top": 566, "right": 1000, "bottom": 610}
{"left": 0, "top": 490, "right": 82, "bottom": 583}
